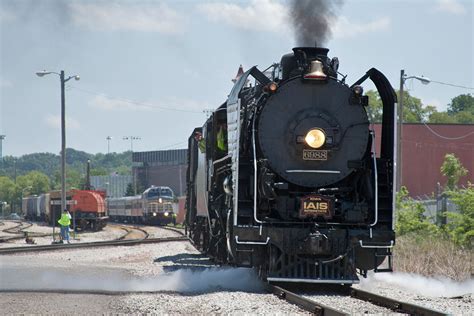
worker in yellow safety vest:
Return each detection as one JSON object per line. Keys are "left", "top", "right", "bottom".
{"left": 58, "top": 209, "right": 71, "bottom": 244}
{"left": 217, "top": 125, "right": 227, "bottom": 152}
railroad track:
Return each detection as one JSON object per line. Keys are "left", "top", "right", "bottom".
{"left": 0, "top": 221, "right": 51, "bottom": 243}
{"left": 115, "top": 224, "right": 150, "bottom": 241}
{"left": 266, "top": 283, "right": 448, "bottom": 315}
{"left": 0, "top": 235, "right": 189, "bottom": 255}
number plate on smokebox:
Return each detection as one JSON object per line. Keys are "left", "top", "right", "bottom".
{"left": 303, "top": 150, "right": 328, "bottom": 161}
{"left": 300, "top": 195, "right": 333, "bottom": 219}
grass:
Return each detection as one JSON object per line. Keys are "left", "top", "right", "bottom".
{"left": 393, "top": 233, "right": 473, "bottom": 281}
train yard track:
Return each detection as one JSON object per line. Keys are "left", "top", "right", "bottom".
{"left": 266, "top": 283, "right": 448, "bottom": 315}
{"left": 0, "top": 221, "right": 51, "bottom": 243}
{"left": 0, "top": 221, "right": 188, "bottom": 255}
{"left": 0, "top": 221, "right": 452, "bottom": 314}
{"left": 0, "top": 235, "right": 189, "bottom": 255}
{"left": 115, "top": 224, "right": 150, "bottom": 240}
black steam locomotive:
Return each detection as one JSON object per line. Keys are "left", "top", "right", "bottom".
{"left": 186, "top": 46, "right": 397, "bottom": 284}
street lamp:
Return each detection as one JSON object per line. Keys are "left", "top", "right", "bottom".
{"left": 0, "top": 135, "right": 5, "bottom": 166}
{"left": 0, "top": 201, "right": 7, "bottom": 219}
{"left": 397, "top": 70, "right": 431, "bottom": 191}
{"left": 36, "top": 70, "right": 80, "bottom": 216}
{"left": 123, "top": 136, "right": 141, "bottom": 195}
{"left": 106, "top": 136, "right": 112, "bottom": 154}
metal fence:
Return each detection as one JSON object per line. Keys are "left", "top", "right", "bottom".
{"left": 415, "top": 196, "right": 460, "bottom": 225}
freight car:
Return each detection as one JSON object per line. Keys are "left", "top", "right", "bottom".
{"left": 22, "top": 189, "right": 108, "bottom": 231}
{"left": 107, "top": 186, "right": 175, "bottom": 225}
{"left": 186, "top": 46, "right": 396, "bottom": 284}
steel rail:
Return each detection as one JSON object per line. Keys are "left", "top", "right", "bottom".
{"left": 350, "top": 288, "right": 448, "bottom": 316}
{"left": 0, "top": 236, "right": 189, "bottom": 255}
{"left": 266, "top": 283, "right": 448, "bottom": 315}
{"left": 116, "top": 225, "right": 150, "bottom": 241}
{"left": 265, "top": 284, "right": 348, "bottom": 316}
{"left": 158, "top": 225, "right": 185, "bottom": 236}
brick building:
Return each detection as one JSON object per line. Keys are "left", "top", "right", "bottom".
{"left": 373, "top": 123, "right": 473, "bottom": 197}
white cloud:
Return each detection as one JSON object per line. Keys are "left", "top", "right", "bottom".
{"left": 69, "top": 3, "right": 185, "bottom": 33}
{"left": 44, "top": 115, "right": 80, "bottom": 130}
{"left": 197, "top": 0, "right": 288, "bottom": 32}
{"left": 331, "top": 16, "right": 391, "bottom": 39}
{"left": 435, "top": 0, "right": 466, "bottom": 15}
{"left": 198, "top": 0, "right": 390, "bottom": 39}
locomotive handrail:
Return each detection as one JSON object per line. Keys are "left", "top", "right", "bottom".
{"left": 370, "top": 131, "right": 379, "bottom": 227}
{"left": 235, "top": 236, "right": 270, "bottom": 245}
{"left": 286, "top": 169, "right": 341, "bottom": 174}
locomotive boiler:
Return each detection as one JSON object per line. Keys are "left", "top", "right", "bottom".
{"left": 186, "top": 46, "right": 397, "bottom": 283}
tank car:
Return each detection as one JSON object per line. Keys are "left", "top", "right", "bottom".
{"left": 23, "top": 190, "right": 108, "bottom": 231}
{"left": 186, "top": 46, "right": 397, "bottom": 284}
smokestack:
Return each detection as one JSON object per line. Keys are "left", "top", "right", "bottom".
{"left": 289, "top": 0, "right": 344, "bottom": 46}
{"left": 85, "top": 160, "right": 91, "bottom": 190}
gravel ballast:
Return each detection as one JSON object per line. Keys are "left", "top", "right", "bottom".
{"left": 1, "top": 221, "right": 472, "bottom": 315}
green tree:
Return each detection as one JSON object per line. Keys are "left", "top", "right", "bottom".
{"left": 445, "top": 185, "right": 474, "bottom": 247}
{"left": 16, "top": 171, "right": 51, "bottom": 195}
{"left": 453, "top": 110, "right": 474, "bottom": 124}
{"left": 428, "top": 111, "right": 457, "bottom": 124}
{"left": 366, "top": 90, "right": 383, "bottom": 123}
{"left": 366, "top": 90, "right": 436, "bottom": 123}
{"left": 125, "top": 183, "right": 135, "bottom": 196}
{"left": 0, "top": 176, "right": 15, "bottom": 204}
{"left": 447, "top": 94, "right": 474, "bottom": 115}
{"left": 440, "top": 154, "right": 468, "bottom": 190}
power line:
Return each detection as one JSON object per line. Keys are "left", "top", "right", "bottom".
{"left": 420, "top": 122, "right": 474, "bottom": 140}
{"left": 69, "top": 86, "right": 205, "bottom": 114}
{"left": 158, "top": 140, "right": 189, "bottom": 150}
{"left": 429, "top": 80, "right": 474, "bottom": 90}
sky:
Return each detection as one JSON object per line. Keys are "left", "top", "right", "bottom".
{"left": 0, "top": 0, "right": 472, "bottom": 157}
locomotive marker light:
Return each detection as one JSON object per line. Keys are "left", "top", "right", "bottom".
{"left": 36, "top": 70, "right": 80, "bottom": 242}
{"left": 305, "top": 128, "right": 326, "bottom": 149}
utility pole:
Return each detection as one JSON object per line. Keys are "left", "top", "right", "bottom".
{"left": 397, "top": 70, "right": 430, "bottom": 192}
{"left": 36, "top": 69, "right": 80, "bottom": 242}
{"left": 106, "top": 136, "right": 112, "bottom": 154}
{"left": 0, "top": 135, "right": 5, "bottom": 166}
{"left": 60, "top": 70, "right": 67, "bottom": 216}
{"left": 123, "top": 136, "right": 141, "bottom": 195}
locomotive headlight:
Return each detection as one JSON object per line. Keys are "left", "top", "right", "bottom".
{"left": 153, "top": 212, "right": 157, "bottom": 216}
{"left": 305, "top": 128, "right": 326, "bottom": 149}
{"left": 164, "top": 212, "right": 169, "bottom": 217}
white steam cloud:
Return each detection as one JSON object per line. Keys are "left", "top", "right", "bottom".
{"left": 360, "top": 272, "right": 474, "bottom": 298}
{"left": 1, "top": 266, "right": 263, "bottom": 294}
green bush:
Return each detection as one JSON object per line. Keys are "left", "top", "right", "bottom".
{"left": 395, "top": 187, "right": 440, "bottom": 236}
{"left": 445, "top": 184, "right": 474, "bottom": 248}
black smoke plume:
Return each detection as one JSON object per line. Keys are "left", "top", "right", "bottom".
{"left": 289, "top": 0, "right": 344, "bottom": 46}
